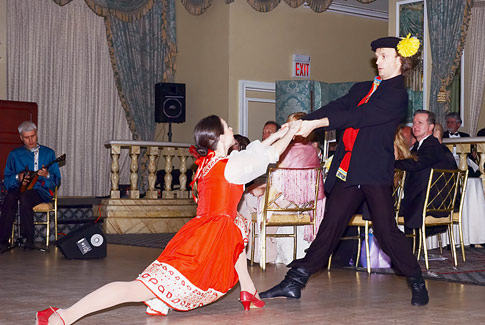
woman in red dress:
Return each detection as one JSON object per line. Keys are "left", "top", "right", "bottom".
{"left": 36, "top": 115, "right": 300, "bottom": 325}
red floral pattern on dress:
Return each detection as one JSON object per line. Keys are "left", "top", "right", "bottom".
{"left": 138, "top": 262, "right": 224, "bottom": 312}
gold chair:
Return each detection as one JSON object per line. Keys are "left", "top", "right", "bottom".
{"left": 328, "top": 214, "right": 372, "bottom": 274}
{"left": 328, "top": 170, "right": 406, "bottom": 274}
{"left": 250, "top": 166, "right": 322, "bottom": 271}
{"left": 394, "top": 170, "right": 420, "bottom": 253}
{"left": 11, "top": 187, "right": 58, "bottom": 248}
{"left": 393, "top": 169, "right": 407, "bottom": 219}
{"left": 452, "top": 170, "right": 469, "bottom": 262}
{"left": 417, "top": 169, "right": 460, "bottom": 270}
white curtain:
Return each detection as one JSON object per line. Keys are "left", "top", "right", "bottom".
{"left": 466, "top": 0, "right": 485, "bottom": 136}
{"left": 7, "top": 0, "right": 131, "bottom": 197}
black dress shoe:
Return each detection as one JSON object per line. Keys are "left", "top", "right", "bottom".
{"left": 259, "top": 267, "right": 311, "bottom": 299}
{"left": 407, "top": 275, "right": 429, "bottom": 306}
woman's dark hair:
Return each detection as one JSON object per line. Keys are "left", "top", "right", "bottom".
{"left": 194, "top": 115, "right": 224, "bottom": 156}
{"left": 234, "top": 134, "right": 250, "bottom": 150}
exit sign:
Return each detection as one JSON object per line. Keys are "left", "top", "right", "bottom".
{"left": 292, "top": 54, "right": 311, "bottom": 78}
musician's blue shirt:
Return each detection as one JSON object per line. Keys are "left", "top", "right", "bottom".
{"left": 3, "top": 145, "right": 61, "bottom": 201}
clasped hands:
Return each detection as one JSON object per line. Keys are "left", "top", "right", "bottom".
{"left": 277, "top": 119, "right": 321, "bottom": 139}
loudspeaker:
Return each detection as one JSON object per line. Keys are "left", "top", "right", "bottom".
{"left": 57, "top": 223, "right": 107, "bottom": 259}
{"left": 155, "top": 83, "right": 186, "bottom": 123}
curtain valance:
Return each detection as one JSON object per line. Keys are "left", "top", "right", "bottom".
{"left": 52, "top": 0, "right": 155, "bottom": 21}
{"left": 182, "top": 0, "right": 375, "bottom": 15}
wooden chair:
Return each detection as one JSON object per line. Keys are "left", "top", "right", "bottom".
{"left": 11, "top": 187, "right": 58, "bottom": 248}
{"left": 452, "top": 170, "right": 469, "bottom": 262}
{"left": 417, "top": 169, "right": 460, "bottom": 270}
{"left": 250, "top": 166, "right": 322, "bottom": 271}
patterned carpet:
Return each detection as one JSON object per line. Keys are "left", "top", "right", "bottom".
{"left": 358, "top": 247, "right": 485, "bottom": 286}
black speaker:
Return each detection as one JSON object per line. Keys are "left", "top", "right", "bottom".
{"left": 57, "top": 223, "right": 107, "bottom": 259}
{"left": 155, "top": 82, "right": 186, "bottom": 123}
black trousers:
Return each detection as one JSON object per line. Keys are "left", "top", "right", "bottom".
{"left": 289, "top": 179, "right": 422, "bottom": 277}
{"left": 0, "top": 189, "right": 44, "bottom": 244}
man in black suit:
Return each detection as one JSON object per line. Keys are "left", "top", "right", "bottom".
{"left": 395, "top": 110, "right": 457, "bottom": 230}
{"left": 443, "top": 112, "right": 470, "bottom": 138}
{"left": 477, "top": 127, "right": 485, "bottom": 137}
{"left": 260, "top": 36, "right": 429, "bottom": 306}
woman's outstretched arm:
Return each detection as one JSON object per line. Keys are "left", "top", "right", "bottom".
{"left": 225, "top": 121, "right": 301, "bottom": 184}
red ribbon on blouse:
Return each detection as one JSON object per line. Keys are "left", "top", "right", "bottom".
{"left": 189, "top": 146, "right": 216, "bottom": 202}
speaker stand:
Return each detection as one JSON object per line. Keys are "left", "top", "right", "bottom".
{"left": 168, "top": 122, "right": 173, "bottom": 142}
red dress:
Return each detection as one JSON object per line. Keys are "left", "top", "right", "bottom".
{"left": 137, "top": 157, "right": 248, "bottom": 313}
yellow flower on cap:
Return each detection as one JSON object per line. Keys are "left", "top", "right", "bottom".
{"left": 397, "top": 34, "right": 420, "bottom": 57}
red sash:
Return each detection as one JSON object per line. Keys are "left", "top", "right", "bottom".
{"left": 336, "top": 76, "right": 382, "bottom": 181}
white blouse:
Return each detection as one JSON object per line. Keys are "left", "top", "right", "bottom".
{"left": 224, "top": 140, "right": 279, "bottom": 185}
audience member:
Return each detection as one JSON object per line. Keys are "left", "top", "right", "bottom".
{"left": 229, "top": 134, "right": 250, "bottom": 154}
{"left": 262, "top": 121, "right": 280, "bottom": 140}
{"left": 395, "top": 110, "right": 457, "bottom": 233}
{"left": 0, "top": 121, "right": 61, "bottom": 253}
{"left": 467, "top": 145, "right": 482, "bottom": 178}
{"left": 266, "top": 112, "right": 325, "bottom": 264}
{"left": 443, "top": 112, "right": 470, "bottom": 138}
{"left": 395, "top": 126, "right": 416, "bottom": 159}
{"left": 400, "top": 125, "right": 416, "bottom": 148}
{"left": 240, "top": 112, "right": 325, "bottom": 265}
{"left": 477, "top": 127, "right": 485, "bottom": 137}
{"left": 433, "top": 123, "right": 444, "bottom": 143}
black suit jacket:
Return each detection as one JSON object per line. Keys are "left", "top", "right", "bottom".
{"left": 443, "top": 130, "right": 470, "bottom": 138}
{"left": 395, "top": 136, "right": 457, "bottom": 228}
{"left": 477, "top": 128, "right": 485, "bottom": 137}
{"left": 303, "top": 75, "right": 408, "bottom": 193}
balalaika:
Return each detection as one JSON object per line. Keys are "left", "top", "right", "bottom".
{"left": 20, "top": 154, "right": 66, "bottom": 193}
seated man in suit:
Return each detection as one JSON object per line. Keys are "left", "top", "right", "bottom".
{"left": 395, "top": 110, "right": 457, "bottom": 234}
{"left": 0, "top": 121, "right": 61, "bottom": 253}
{"left": 262, "top": 120, "right": 280, "bottom": 141}
{"left": 477, "top": 127, "right": 485, "bottom": 137}
{"left": 443, "top": 112, "right": 470, "bottom": 138}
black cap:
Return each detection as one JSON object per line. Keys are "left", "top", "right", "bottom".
{"left": 371, "top": 37, "right": 400, "bottom": 52}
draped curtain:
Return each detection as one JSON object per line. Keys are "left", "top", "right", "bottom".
{"left": 465, "top": 0, "right": 485, "bottom": 136}
{"left": 182, "top": 0, "right": 374, "bottom": 15}
{"left": 104, "top": 0, "right": 176, "bottom": 192}
{"left": 54, "top": 0, "right": 177, "bottom": 142}
{"left": 7, "top": 0, "right": 177, "bottom": 196}
{"left": 426, "top": 0, "right": 472, "bottom": 124}
{"left": 398, "top": 2, "right": 424, "bottom": 93}
{"left": 7, "top": 0, "right": 132, "bottom": 196}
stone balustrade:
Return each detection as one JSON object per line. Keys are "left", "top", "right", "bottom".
{"left": 442, "top": 137, "right": 485, "bottom": 190}
{"left": 105, "top": 140, "right": 195, "bottom": 199}
{"left": 101, "top": 141, "right": 197, "bottom": 234}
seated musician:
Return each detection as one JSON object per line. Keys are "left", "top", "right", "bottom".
{"left": 0, "top": 121, "right": 61, "bottom": 253}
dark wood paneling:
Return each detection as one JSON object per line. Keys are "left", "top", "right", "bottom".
{"left": 0, "top": 100, "right": 38, "bottom": 179}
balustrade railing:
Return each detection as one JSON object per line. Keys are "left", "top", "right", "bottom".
{"left": 443, "top": 137, "right": 485, "bottom": 190}
{"left": 105, "top": 141, "right": 194, "bottom": 199}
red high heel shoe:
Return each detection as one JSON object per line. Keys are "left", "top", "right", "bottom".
{"left": 35, "top": 307, "right": 65, "bottom": 325}
{"left": 240, "top": 291, "right": 265, "bottom": 311}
